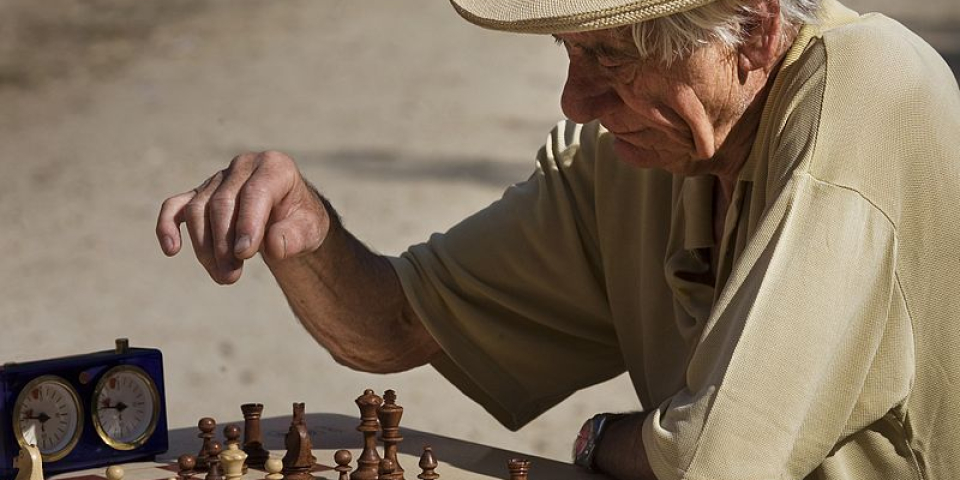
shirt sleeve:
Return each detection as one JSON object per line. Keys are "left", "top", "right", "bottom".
{"left": 389, "top": 120, "right": 626, "bottom": 430}
{"left": 642, "top": 171, "right": 915, "bottom": 480}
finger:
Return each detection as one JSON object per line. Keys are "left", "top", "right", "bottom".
{"left": 262, "top": 208, "right": 325, "bottom": 261}
{"left": 184, "top": 173, "right": 225, "bottom": 282}
{"left": 233, "top": 156, "right": 296, "bottom": 260}
{"left": 209, "top": 156, "right": 258, "bottom": 273}
{"left": 156, "top": 191, "right": 196, "bottom": 256}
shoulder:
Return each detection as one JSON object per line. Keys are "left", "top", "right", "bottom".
{"left": 819, "top": 13, "right": 958, "bottom": 105}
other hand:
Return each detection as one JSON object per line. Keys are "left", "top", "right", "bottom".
{"left": 156, "top": 151, "right": 330, "bottom": 284}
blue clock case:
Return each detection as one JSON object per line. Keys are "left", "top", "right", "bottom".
{"left": 0, "top": 346, "right": 168, "bottom": 478}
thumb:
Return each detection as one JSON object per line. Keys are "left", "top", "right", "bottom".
{"left": 262, "top": 208, "right": 328, "bottom": 261}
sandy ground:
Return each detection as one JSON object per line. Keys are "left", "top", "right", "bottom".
{"left": 1, "top": 0, "right": 957, "bottom": 462}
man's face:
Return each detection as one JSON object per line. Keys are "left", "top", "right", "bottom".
{"left": 555, "top": 28, "right": 747, "bottom": 176}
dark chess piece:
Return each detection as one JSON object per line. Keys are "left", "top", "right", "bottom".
{"left": 379, "top": 459, "right": 397, "bottom": 480}
{"left": 178, "top": 454, "right": 197, "bottom": 480}
{"left": 351, "top": 389, "right": 383, "bottom": 480}
{"left": 197, "top": 417, "right": 217, "bottom": 472}
{"left": 205, "top": 442, "right": 225, "bottom": 480}
{"left": 507, "top": 459, "right": 531, "bottom": 480}
{"left": 223, "top": 425, "right": 241, "bottom": 447}
{"left": 241, "top": 403, "right": 271, "bottom": 469}
{"left": 281, "top": 402, "right": 316, "bottom": 480}
{"left": 378, "top": 390, "right": 405, "bottom": 480}
{"left": 334, "top": 450, "right": 353, "bottom": 480}
{"left": 222, "top": 425, "right": 246, "bottom": 474}
{"left": 417, "top": 447, "right": 439, "bottom": 480}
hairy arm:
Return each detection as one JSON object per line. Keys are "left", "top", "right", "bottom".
{"left": 265, "top": 196, "right": 441, "bottom": 372}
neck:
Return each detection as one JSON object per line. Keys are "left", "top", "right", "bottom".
{"left": 711, "top": 40, "right": 795, "bottom": 202}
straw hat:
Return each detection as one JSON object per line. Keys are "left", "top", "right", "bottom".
{"left": 450, "top": 0, "right": 720, "bottom": 34}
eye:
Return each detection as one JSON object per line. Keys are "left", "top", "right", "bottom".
{"left": 596, "top": 55, "right": 625, "bottom": 68}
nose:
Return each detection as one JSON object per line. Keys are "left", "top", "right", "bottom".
{"left": 560, "top": 57, "right": 621, "bottom": 124}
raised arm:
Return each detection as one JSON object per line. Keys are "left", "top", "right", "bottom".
{"left": 156, "top": 151, "right": 440, "bottom": 373}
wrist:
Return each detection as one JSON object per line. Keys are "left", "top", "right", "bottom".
{"left": 572, "top": 413, "right": 627, "bottom": 472}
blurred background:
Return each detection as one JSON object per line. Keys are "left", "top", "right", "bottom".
{"left": 1, "top": 0, "right": 957, "bottom": 462}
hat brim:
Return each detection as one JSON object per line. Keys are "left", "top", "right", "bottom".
{"left": 450, "top": 0, "right": 719, "bottom": 34}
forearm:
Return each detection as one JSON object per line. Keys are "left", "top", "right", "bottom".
{"left": 265, "top": 199, "right": 441, "bottom": 373}
{"left": 595, "top": 412, "right": 657, "bottom": 480}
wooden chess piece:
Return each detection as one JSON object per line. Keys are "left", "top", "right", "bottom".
{"left": 13, "top": 445, "right": 43, "bottom": 480}
{"left": 105, "top": 465, "right": 124, "bottom": 480}
{"left": 264, "top": 457, "right": 283, "bottom": 480}
{"left": 416, "top": 446, "right": 438, "bottom": 480}
{"left": 197, "top": 417, "right": 217, "bottom": 472}
{"left": 205, "top": 442, "right": 225, "bottom": 480}
{"left": 378, "top": 390, "right": 405, "bottom": 480}
{"left": 379, "top": 459, "right": 397, "bottom": 480}
{"left": 178, "top": 454, "right": 198, "bottom": 480}
{"left": 506, "top": 459, "right": 531, "bottom": 480}
{"left": 352, "top": 389, "right": 384, "bottom": 480}
{"left": 220, "top": 443, "right": 248, "bottom": 480}
{"left": 223, "top": 425, "right": 241, "bottom": 447}
{"left": 281, "top": 402, "right": 315, "bottom": 480}
{"left": 334, "top": 450, "right": 353, "bottom": 480}
{"left": 241, "top": 403, "right": 271, "bottom": 469}
{"left": 223, "top": 425, "right": 247, "bottom": 474}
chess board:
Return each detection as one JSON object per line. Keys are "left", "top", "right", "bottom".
{"left": 46, "top": 413, "right": 610, "bottom": 480}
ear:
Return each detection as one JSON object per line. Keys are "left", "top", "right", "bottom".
{"left": 738, "top": 0, "right": 783, "bottom": 74}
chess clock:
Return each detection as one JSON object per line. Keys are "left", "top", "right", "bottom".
{"left": 0, "top": 339, "right": 168, "bottom": 478}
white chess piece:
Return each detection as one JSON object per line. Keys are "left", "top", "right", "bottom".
{"left": 13, "top": 445, "right": 43, "bottom": 480}
{"left": 219, "top": 443, "right": 248, "bottom": 480}
{"left": 105, "top": 465, "right": 125, "bottom": 480}
{"left": 264, "top": 457, "right": 283, "bottom": 480}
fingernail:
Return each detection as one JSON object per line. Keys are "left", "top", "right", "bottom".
{"left": 234, "top": 235, "right": 251, "bottom": 254}
{"left": 162, "top": 236, "right": 175, "bottom": 253}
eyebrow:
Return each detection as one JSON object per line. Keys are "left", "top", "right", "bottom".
{"left": 552, "top": 34, "right": 629, "bottom": 58}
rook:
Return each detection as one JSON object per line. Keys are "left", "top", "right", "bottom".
{"left": 241, "top": 403, "right": 271, "bottom": 469}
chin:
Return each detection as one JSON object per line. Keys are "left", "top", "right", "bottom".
{"left": 612, "top": 137, "right": 706, "bottom": 175}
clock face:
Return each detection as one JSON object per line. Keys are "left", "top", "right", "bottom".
{"left": 12, "top": 375, "right": 84, "bottom": 461}
{"left": 91, "top": 366, "right": 160, "bottom": 450}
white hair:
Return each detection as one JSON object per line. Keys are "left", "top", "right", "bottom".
{"left": 630, "top": 0, "right": 822, "bottom": 65}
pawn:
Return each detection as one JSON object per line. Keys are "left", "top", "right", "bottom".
{"left": 417, "top": 447, "right": 438, "bottom": 480}
{"left": 197, "top": 417, "right": 217, "bottom": 472}
{"left": 223, "top": 425, "right": 242, "bottom": 447}
{"left": 264, "top": 457, "right": 283, "bottom": 480}
{"left": 506, "top": 459, "right": 531, "bottom": 480}
{"left": 105, "top": 465, "right": 124, "bottom": 480}
{"left": 379, "top": 459, "right": 397, "bottom": 480}
{"left": 220, "top": 443, "right": 248, "bottom": 480}
{"left": 205, "top": 442, "right": 225, "bottom": 480}
{"left": 222, "top": 425, "right": 246, "bottom": 474}
{"left": 334, "top": 450, "right": 353, "bottom": 480}
{"left": 178, "top": 454, "right": 198, "bottom": 480}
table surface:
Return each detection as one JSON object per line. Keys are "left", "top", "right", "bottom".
{"left": 45, "top": 413, "right": 611, "bottom": 480}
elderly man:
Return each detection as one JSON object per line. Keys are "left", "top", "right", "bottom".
{"left": 157, "top": 0, "right": 960, "bottom": 478}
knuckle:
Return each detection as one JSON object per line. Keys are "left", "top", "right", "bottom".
{"left": 208, "top": 191, "right": 236, "bottom": 210}
{"left": 184, "top": 199, "right": 206, "bottom": 218}
{"left": 240, "top": 180, "right": 273, "bottom": 199}
{"left": 258, "top": 150, "right": 293, "bottom": 169}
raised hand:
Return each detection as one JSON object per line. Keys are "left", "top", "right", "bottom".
{"left": 156, "top": 151, "right": 330, "bottom": 284}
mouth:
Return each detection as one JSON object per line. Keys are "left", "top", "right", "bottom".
{"left": 605, "top": 125, "right": 692, "bottom": 152}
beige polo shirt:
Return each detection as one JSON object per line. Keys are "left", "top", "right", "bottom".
{"left": 389, "top": 1, "right": 960, "bottom": 478}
